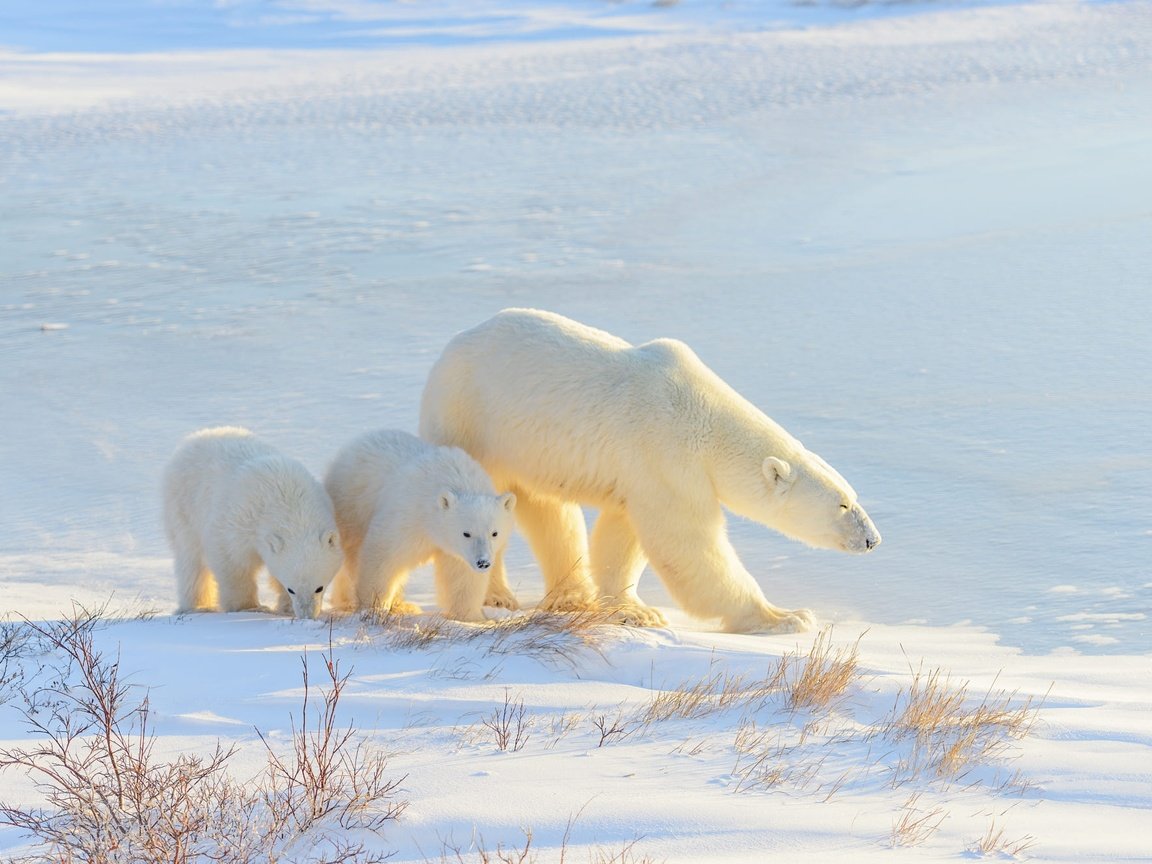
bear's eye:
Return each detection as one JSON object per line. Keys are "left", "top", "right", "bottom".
{"left": 839, "top": 504, "right": 850, "bottom": 511}
{"left": 492, "top": 531, "right": 498, "bottom": 538}
{"left": 314, "top": 586, "right": 323, "bottom": 594}
{"left": 463, "top": 532, "right": 471, "bottom": 538}
{"left": 286, "top": 587, "right": 296, "bottom": 595}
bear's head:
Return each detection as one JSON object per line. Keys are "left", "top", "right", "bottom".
{"left": 432, "top": 490, "right": 517, "bottom": 573}
{"left": 262, "top": 526, "right": 343, "bottom": 619}
{"left": 759, "top": 453, "right": 881, "bottom": 554}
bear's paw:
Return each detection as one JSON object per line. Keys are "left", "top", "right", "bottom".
{"left": 484, "top": 584, "right": 521, "bottom": 611}
{"left": 537, "top": 581, "right": 598, "bottom": 614}
{"left": 605, "top": 601, "right": 668, "bottom": 629}
{"left": 725, "top": 606, "right": 817, "bottom": 635}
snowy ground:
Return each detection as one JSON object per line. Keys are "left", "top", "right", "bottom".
{"left": 2, "top": 0, "right": 1151, "bottom": 860}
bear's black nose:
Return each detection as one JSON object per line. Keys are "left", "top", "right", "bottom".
{"left": 865, "top": 537, "right": 878, "bottom": 551}
{"left": 476, "top": 559, "right": 491, "bottom": 570}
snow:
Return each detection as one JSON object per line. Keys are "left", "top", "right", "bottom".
{"left": 2, "top": 0, "right": 1152, "bottom": 860}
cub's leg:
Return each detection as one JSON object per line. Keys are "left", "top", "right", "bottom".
{"left": 209, "top": 549, "right": 264, "bottom": 613}
{"left": 356, "top": 523, "right": 422, "bottom": 615}
{"left": 433, "top": 552, "right": 489, "bottom": 622}
{"left": 173, "top": 539, "right": 216, "bottom": 613}
{"left": 483, "top": 551, "right": 520, "bottom": 610}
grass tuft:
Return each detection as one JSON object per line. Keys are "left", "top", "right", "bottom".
{"left": 967, "top": 817, "right": 1038, "bottom": 858}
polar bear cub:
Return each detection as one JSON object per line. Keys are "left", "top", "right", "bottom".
{"left": 163, "top": 427, "right": 343, "bottom": 619}
{"left": 323, "top": 429, "right": 517, "bottom": 621}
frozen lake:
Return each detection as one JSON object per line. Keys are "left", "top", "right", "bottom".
{"left": 1, "top": 2, "right": 1150, "bottom": 656}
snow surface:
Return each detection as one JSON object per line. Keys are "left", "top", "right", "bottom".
{"left": 2, "top": 0, "right": 1152, "bottom": 860}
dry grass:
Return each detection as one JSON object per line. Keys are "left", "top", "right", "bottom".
{"left": 967, "top": 817, "right": 1038, "bottom": 858}
{"left": 360, "top": 606, "right": 626, "bottom": 670}
{"left": 431, "top": 824, "right": 659, "bottom": 864}
{"left": 0, "top": 606, "right": 405, "bottom": 864}
{"left": 729, "top": 718, "right": 832, "bottom": 793}
{"left": 889, "top": 792, "right": 947, "bottom": 847}
{"left": 782, "top": 629, "right": 863, "bottom": 714}
{"left": 881, "top": 663, "right": 1043, "bottom": 787}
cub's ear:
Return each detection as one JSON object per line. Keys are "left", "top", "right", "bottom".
{"left": 763, "top": 457, "right": 794, "bottom": 492}
{"left": 321, "top": 529, "right": 339, "bottom": 549}
{"left": 438, "top": 490, "right": 457, "bottom": 511}
{"left": 266, "top": 533, "right": 286, "bottom": 555}
{"left": 499, "top": 491, "right": 517, "bottom": 512}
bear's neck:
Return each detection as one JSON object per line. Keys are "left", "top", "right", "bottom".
{"left": 704, "top": 395, "right": 801, "bottom": 519}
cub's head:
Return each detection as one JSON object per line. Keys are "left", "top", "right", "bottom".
{"left": 433, "top": 490, "right": 517, "bottom": 572}
{"left": 761, "top": 454, "right": 880, "bottom": 554}
{"left": 262, "top": 526, "right": 343, "bottom": 619}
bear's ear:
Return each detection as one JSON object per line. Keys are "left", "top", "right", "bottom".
{"left": 321, "top": 529, "right": 339, "bottom": 549}
{"left": 763, "top": 457, "right": 794, "bottom": 493}
{"left": 499, "top": 491, "right": 517, "bottom": 513}
{"left": 438, "top": 490, "right": 457, "bottom": 511}
{"left": 266, "top": 533, "right": 286, "bottom": 555}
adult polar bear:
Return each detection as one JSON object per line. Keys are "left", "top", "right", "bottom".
{"left": 419, "top": 308, "right": 880, "bottom": 634}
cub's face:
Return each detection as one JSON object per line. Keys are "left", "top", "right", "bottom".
{"left": 263, "top": 527, "right": 343, "bottom": 618}
{"left": 433, "top": 491, "right": 517, "bottom": 573}
{"left": 762, "top": 455, "right": 881, "bottom": 554}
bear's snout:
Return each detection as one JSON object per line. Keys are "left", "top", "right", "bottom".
{"left": 476, "top": 558, "right": 492, "bottom": 570}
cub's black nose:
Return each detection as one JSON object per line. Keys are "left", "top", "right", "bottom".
{"left": 476, "top": 559, "right": 491, "bottom": 570}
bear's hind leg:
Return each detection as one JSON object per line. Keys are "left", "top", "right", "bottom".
{"left": 590, "top": 508, "right": 666, "bottom": 627}
{"left": 510, "top": 488, "right": 595, "bottom": 612}
{"left": 173, "top": 546, "right": 216, "bottom": 613}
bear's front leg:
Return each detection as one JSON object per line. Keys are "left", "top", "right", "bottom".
{"left": 325, "top": 565, "right": 359, "bottom": 614}
{"left": 630, "top": 497, "right": 816, "bottom": 635}
{"left": 357, "top": 528, "right": 423, "bottom": 616}
{"left": 209, "top": 550, "right": 263, "bottom": 613}
{"left": 268, "top": 576, "right": 293, "bottom": 615}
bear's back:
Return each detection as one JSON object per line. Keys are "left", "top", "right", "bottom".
{"left": 421, "top": 310, "right": 725, "bottom": 504}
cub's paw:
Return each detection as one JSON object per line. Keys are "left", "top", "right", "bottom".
{"left": 484, "top": 585, "right": 521, "bottom": 610}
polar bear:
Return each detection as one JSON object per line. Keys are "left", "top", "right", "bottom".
{"left": 162, "top": 427, "right": 343, "bottom": 619}
{"left": 323, "top": 429, "right": 517, "bottom": 622}
{"left": 418, "top": 308, "right": 881, "bottom": 634}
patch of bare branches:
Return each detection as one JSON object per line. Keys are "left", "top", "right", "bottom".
{"left": 0, "top": 606, "right": 405, "bottom": 863}
{"left": 480, "top": 689, "right": 532, "bottom": 753}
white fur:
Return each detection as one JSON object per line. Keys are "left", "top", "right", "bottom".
{"left": 419, "top": 308, "right": 881, "bottom": 633}
{"left": 162, "top": 427, "right": 343, "bottom": 619}
{"left": 323, "top": 429, "right": 517, "bottom": 622}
